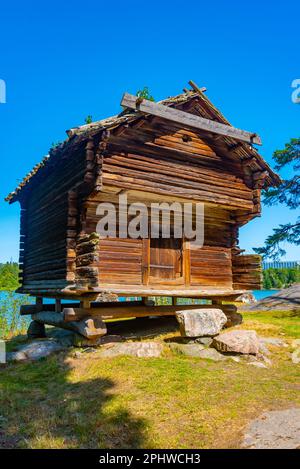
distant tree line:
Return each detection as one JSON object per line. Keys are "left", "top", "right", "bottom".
{"left": 0, "top": 262, "right": 19, "bottom": 290}
{"left": 263, "top": 267, "right": 300, "bottom": 289}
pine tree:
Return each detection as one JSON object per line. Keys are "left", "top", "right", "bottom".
{"left": 253, "top": 138, "right": 300, "bottom": 259}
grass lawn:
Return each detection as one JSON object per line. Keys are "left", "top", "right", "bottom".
{"left": 0, "top": 310, "right": 299, "bottom": 449}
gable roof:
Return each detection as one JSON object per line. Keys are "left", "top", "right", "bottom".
{"left": 5, "top": 87, "right": 280, "bottom": 203}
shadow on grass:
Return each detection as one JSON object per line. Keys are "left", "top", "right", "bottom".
{"left": 107, "top": 316, "right": 179, "bottom": 340}
{"left": 0, "top": 351, "right": 147, "bottom": 449}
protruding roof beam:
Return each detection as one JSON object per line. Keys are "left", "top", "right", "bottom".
{"left": 121, "top": 92, "right": 262, "bottom": 146}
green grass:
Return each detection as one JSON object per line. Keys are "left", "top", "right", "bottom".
{"left": 242, "top": 310, "right": 300, "bottom": 338}
{"left": 0, "top": 310, "right": 299, "bottom": 449}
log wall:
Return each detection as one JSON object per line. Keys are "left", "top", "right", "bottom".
{"left": 19, "top": 145, "right": 88, "bottom": 293}
{"left": 103, "top": 122, "right": 255, "bottom": 210}
{"left": 98, "top": 238, "right": 143, "bottom": 285}
{"left": 79, "top": 119, "right": 254, "bottom": 291}
{"left": 232, "top": 254, "right": 262, "bottom": 290}
{"left": 190, "top": 246, "right": 232, "bottom": 288}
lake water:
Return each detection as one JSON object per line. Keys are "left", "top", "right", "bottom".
{"left": 252, "top": 290, "right": 279, "bottom": 300}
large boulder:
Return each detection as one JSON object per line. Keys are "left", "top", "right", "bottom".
{"left": 168, "top": 342, "right": 227, "bottom": 361}
{"left": 242, "top": 408, "right": 300, "bottom": 449}
{"left": 99, "top": 341, "right": 164, "bottom": 358}
{"left": 176, "top": 308, "right": 227, "bottom": 337}
{"left": 212, "top": 330, "right": 260, "bottom": 355}
{"left": 168, "top": 343, "right": 205, "bottom": 357}
{"left": 197, "top": 348, "right": 227, "bottom": 361}
{"left": 8, "top": 339, "right": 64, "bottom": 362}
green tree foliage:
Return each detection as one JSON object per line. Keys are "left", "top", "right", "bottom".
{"left": 0, "top": 262, "right": 20, "bottom": 290}
{"left": 136, "top": 87, "right": 155, "bottom": 101}
{"left": 263, "top": 267, "right": 300, "bottom": 289}
{"left": 0, "top": 291, "right": 32, "bottom": 338}
{"left": 84, "top": 115, "right": 93, "bottom": 124}
{"left": 253, "top": 138, "right": 300, "bottom": 259}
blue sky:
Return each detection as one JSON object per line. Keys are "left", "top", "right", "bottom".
{"left": 0, "top": 0, "right": 299, "bottom": 262}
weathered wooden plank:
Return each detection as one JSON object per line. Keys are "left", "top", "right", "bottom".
{"left": 32, "top": 311, "right": 107, "bottom": 339}
{"left": 121, "top": 93, "right": 262, "bottom": 145}
{"left": 63, "top": 303, "right": 237, "bottom": 321}
{"left": 62, "top": 285, "right": 245, "bottom": 299}
{"left": 102, "top": 174, "right": 253, "bottom": 209}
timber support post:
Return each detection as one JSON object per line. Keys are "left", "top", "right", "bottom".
{"left": 36, "top": 297, "right": 43, "bottom": 312}
{"left": 212, "top": 299, "right": 222, "bottom": 306}
{"left": 32, "top": 311, "right": 107, "bottom": 339}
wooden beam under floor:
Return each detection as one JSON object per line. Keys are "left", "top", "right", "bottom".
{"left": 63, "top": 303, "right": 237, "bottom": 322}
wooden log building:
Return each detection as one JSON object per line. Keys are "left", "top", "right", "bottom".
{"left": 5, "top": 81, "right": 280, "bottom": 339}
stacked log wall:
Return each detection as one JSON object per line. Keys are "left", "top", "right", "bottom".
{"left": 103, "top": 122, "right": 255, "bottom": 210}
{"left": 75, "top": 232, "right": 100, "bottom": 289}
{"left": 98, "top": 238, "right": 143, "bottom": 285}
{"left": 190, "top": 246, "right": 232, "bottom": 288}
{"left": 19, "top": 146, "right": 88, "bottom": 293}
{"left": 232, "top": 254, "right": 262, "bottom": 290}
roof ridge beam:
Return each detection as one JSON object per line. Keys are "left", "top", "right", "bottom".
{"left": 121, "top": 92, "right": 262, "bottom": 146}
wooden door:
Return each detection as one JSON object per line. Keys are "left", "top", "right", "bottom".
{"left": 144, "top": 237, "right": 185, "bottom": 285}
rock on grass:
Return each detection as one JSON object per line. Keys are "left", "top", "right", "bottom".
{"left": 176, "top": 309, "right": 227, "bottom": 337}
{"left": 291, "top": 349, "right": 300, "bottom": 364}
{"left": 212, "top": 330, "right": 260, "bottom": 355}
{"left": 242, "top": 408, "right": 300, "bottom": 449}
{"left": 99, "top": 341, "right": 164, "bottom": 358}
{"left": 7, "top": 339, "right": 64, "bottom": 362}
